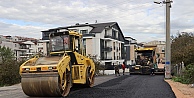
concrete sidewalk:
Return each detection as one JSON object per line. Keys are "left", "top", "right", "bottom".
{"left": 165, "top": 79, "right": 194, "bottom": 98}
{"left": 0, "top": 83, "right": 21, "bottom": 91}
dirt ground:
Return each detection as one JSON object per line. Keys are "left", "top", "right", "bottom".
{"left": 165, "top": 79, "right": 194, "bottom": 98}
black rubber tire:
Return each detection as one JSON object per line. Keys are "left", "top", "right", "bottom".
{"left": 85, "top": 67, "right": 95, "bottom": 87}
{"left": 59, "top": 64, "right": 72, "bottom": 97}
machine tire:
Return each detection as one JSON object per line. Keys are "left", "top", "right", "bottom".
{"left": 59, "top": 69, "right": 72, "bottom": 97}
{"left": 85, "top": 67, "right": 95, "bottom": 87}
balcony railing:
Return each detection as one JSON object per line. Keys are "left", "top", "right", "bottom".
{"left": 103, "top": 46, "right": 112, "bottom": 51}
{"left": 104, "top": 57, "right": 112, "bottom": 60}
{"left": 19, "top": 46, "right": 31, "bottom": 49}
{"left": 104, "top": 35, "right": 112, "bottom": 38}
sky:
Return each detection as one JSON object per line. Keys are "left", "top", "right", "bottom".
{"left": 0, "top": 0, "right": 194, "bottom": 43}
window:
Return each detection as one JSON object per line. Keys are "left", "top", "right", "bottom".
{"left": 80, "top": 30, "right": 88, "bottom": 34}
{"left": 51, "top": 35, "right": 69, "bottom": 51}
{"left": 83, "top": 39, "right": 86, "bottom": 51}
{"left": 114, "top": 52, "right": 115, "bottom": 60}
{"left": 119, "top": 43, "right": 121, "bottom": 50}
{"left": 83, "top": 39, "right": 86, "bottom": 46}
{"left": 113, "top": 42, "right": 115, "bottom": 50}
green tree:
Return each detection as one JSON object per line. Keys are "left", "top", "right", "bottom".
{"left": 171, "top": 32, "right": 194, "bottom": 65}
{"left": 0, "top": 46, "right": 14, "bottom": 64}
{"left": 171, "top": 32, "right": 194, "bottom": 84}
{"left": 0, "top": 46, "right": 21, "bottom": 86}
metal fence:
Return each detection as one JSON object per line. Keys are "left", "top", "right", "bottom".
{"left": 171, "top": 62, "right": 185, "bottom": 76}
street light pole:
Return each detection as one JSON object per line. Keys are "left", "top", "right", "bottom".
{"left": 165, "top": 0, "right": 172, "bottom": 79}
{"left": 154, "top": 0, "right": 172, "bottom": 79}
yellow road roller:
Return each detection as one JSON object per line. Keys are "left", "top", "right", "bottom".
{"left": 19, "top": 30, "right": 95, "bottom": 97}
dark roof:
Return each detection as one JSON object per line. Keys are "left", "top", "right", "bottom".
{"left": 41, "top": 22, "right": 126, "bottom": 42}
{"left": 89, "top": 22, "right": 116, "bottom": 33}
{"left": 42, "top": 22, "right": 116, "bottom": 33}
{"left": 58, "top": 24, "right": 94, "bottom": 30}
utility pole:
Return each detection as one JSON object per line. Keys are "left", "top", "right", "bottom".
{"left": 165, "top": 0, "right": 172, "bottom": 79}
{"left": 154, "top": 0, "right": 173, "bottom": 79}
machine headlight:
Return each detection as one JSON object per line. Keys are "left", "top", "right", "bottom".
{"left": 48, "top": 66, "right": 53, "bottom": 70}
{"left": 25, "top": 68, "right": 30, "bottom": 71}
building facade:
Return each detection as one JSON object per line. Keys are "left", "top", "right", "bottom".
{"left": 0, "top": 35, "right": 39, "bottom": 60}
{"left": 124, "top": 37, "right": 137, "bottom": 66}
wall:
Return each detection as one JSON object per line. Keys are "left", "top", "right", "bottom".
{"left": 86, "top": 38, "right": 93, "bottom": 55}
{"left": 130, "top": 45, "right": 135, "bottom": 61}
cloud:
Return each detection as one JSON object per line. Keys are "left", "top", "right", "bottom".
{"left": 0, "top": 0, "right": 193, "bottom": 42}
{"left": 0, "top": 21, "right": 46, "bottom": 39}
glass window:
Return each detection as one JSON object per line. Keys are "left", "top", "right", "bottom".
{"left": 83, "top": 39, "right": 86, "bottom": 54}
{"left": 80, "top": 30, "right": 88, "bottom": 34}
{"left": 50, "top": 35, "right": 69, "bottom": 51}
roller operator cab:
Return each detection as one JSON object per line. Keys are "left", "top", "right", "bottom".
{"left": 19, "top": 30, "right": 95, "bottom": 97}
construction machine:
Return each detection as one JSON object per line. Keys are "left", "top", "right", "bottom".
{"left": 19, "top": 30, "right": 95, "bottom": 97}
{"left": 130, "top": 47, "right": 156, "bottom": 74}
{"left": 130, "top": 47, "right": 165, "bottom": 74}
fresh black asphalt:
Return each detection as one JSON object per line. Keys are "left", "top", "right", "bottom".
{"left": 67, "top": 75, "right": 176, "bottom": 98}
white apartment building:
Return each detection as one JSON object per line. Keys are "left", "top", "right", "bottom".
{"left": 0, "top": 35, "right": 39, "bottom": 60}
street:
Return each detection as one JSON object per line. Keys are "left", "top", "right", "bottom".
{"left": 67, "top": 75, "right": 175, "bottom": 98}
{"left": 0, "top": 75, "right": 175, "bottom": 98}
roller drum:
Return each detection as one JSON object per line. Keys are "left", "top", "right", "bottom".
{"left": 21, "top": 72, "right": 62, "bottom": 97}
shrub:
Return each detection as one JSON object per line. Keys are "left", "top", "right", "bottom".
{"left": 183, "top": 64, "right": 194, "bottom": 84}
{"left": 0, "top": 46, "right": 24, "bottom": 86}
{"left": 172, "top": 63, "right": 194, "bottom": 84}
{"left": 0, "top": 61, "right": 21, "bottom": 86}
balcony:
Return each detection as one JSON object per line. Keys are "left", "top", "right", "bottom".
{"left": 104, "top": 57, "right": 112, "bottom": 60}
{"left": 20, "top": 47, "right": 29, "bottom": 49}
{"left": 19, "top": 54, "right": 29, "bottom": 58}
{"left": 104, "top": 35, "right": 112, "bottom": 38}
{"left": 103, "top": 46, "right": 112, "bottom": 52}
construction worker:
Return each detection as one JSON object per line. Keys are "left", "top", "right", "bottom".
{"left": 114, "top": 64, "right": 120, "bottom": 76}
{"left": 149, "top": 62, "right": 155, "bottom": 75}
{"left": 122, "top": 62, "right": 126, "bottom": 75}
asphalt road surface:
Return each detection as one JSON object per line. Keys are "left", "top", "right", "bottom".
{"left": 67, "top": 75, "right": 175, "bottom": 98}
{"left": 0, "top": 75, "right": 176, "bottom": 98}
